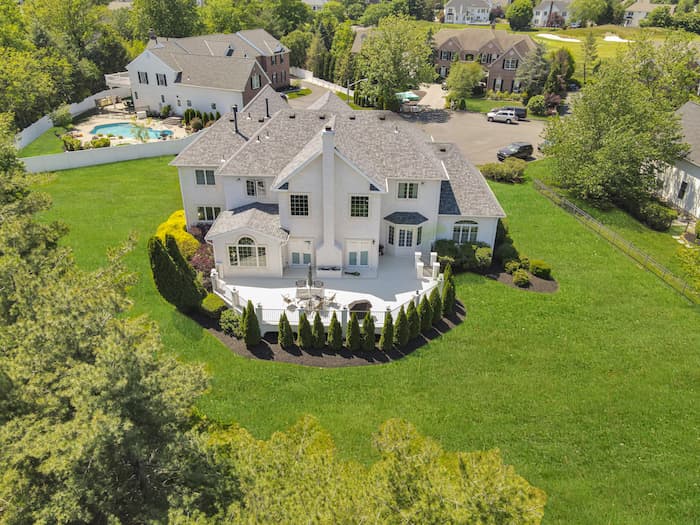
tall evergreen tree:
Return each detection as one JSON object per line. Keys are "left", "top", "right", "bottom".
{"left": 278, "top": 312, "right": 294, "bottom": 348}
{"left": 244, "top": 300, "right": 262, "bottom": 347}
{"left": 581, "top": 32, "right": 598, "bottom": 84}
{"left": 429, "top": 288, "right": 442, "bottom": 326}
{"left": 327, "top": 311, "right": 343, "bottom": 351}
{"left": 393, "top": 306, "right": 409, "bottom": 349}
{"left": 515, "top": 43, "right": 550, "bottom": 103}
{"left": 312, "top": 312, "right": 325, "bottom": 349}
{"left": 297, "top": 312, "right": 313, "bottom": 350}
{"left": 442, "top": 279, "right": 456, "bottom": 317}
{"left": 418, "top": 295, "right": 432, "bottom": 332}
{"left": 406, "top": 300, "right": 420, "bottom": 340}
{"left": 378, "top": 311, "right": 394, "bottom": 352}
{"left": 361, "top": 312, "right": 376, "bottom": 352}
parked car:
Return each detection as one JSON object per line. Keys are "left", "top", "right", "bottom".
{"left": 494, "top": 106, "right": 527, "bottom": 120}
{"left": 486, "top": 109, "right": 518, "bottom": 124}
{"left": 497, "top": 142, "right": 533, "bottom": 161}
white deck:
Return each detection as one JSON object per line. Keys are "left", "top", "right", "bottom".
{"left": 214, "top": 255, "right": 441, "bottom": 331}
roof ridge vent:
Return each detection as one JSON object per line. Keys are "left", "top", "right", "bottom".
{"left": 349, "top": 115, "right": 356, "bottom": 120}
{"left": 289, "top": 113, "right": 296, "bottom": 119}
{"left": 319, "top": 114, "right": 326, "bottom": 120}
{"left": 379, "top": 115, "right": 386, "bottom": 121}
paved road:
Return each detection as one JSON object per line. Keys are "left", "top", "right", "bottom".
{"left": 286, "top": 80, "right": 331, "bottom": 110}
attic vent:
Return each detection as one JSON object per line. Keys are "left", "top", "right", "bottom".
{"left": 324, "top": 125, "right": 332, "bottom": 131}
{"left": 369, "top": 184, "right": 380, "bottom": 192}
{"left": 258, "top": 117, "right": 265, "bottom": 123}
{"left": 379, "top": 115, "right": 386, "bottom": 121}
{"left": 439, "top": 146, "right": 447, "bottom": 152}
{"left": 289, "top": 113, "right": 296, "bottom": 119}
{"left": 349, "top": 115, "right": 356, "bottom": 120}
{"left": 319, "top": 114, "right": 326, "bottom": 120}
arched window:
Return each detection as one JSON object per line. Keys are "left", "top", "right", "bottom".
{"left": 228, "top": 237, "right": 267, "bottom": 267}
{"left": 452, "top": 220, "right": 478, "bottom": 244}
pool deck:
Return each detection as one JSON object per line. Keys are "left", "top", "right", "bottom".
{"left": 72, "top": 110, "right": 188, "bottom": 145}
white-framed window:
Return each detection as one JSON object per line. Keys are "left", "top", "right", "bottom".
{"left": 417, "top": 226, "right": 422, "bottom": 246}
{"left": 678, "top": 181, "right": 688, "bottom": 200}
{"left": 186, "top": 99, "right": 192, "bottom": 107}
{"left": 398, "top": 228, "right": 414, "bottom": 247}
{"left": 228, "top": 237, "right": 267, "bottom": 267}
{"left": 176, "top": 99, "right": 181, "bottom": 106}
{"left": 246, "top": 179, "right": 266, "bottom": 197}
{"left": 271, "top": 54, "right": 277, "bottom": 65}
{"left": 211, "top": 103, "right": 217, "bottom": 110}
{"left": 397, "top": 182, "right": 418, "bottom": 199}
{"left": 290, "top": 194, "right": 309, "bottom": 216}
{"left": 291, "top": 251, "right": 311, "bottom": 265}
{"left": 251, "top": 74, "right": 261, "bottom": 89}
{"left": 504, "top": 58, "right": 519, "bottom": 70}
{"left": 197, "top": 206, "right": 221, "bottom": 222}
{"left": 440, "top": 50, "right": 452, "bottom": 61}
{"left": 272, "top": 72, "right": 277, "bottom": 84}
{"left": 452, "top": 220, "right": 478, "bottom": 244}
{"left": 137, "top": 71, "right": 149, "bottom": 84}
{"left": 195, "top": 169, "right": 215, "bottom": 185}
{"left": 388, "top": 225, "right": 395, "bottom": 245}
{"left": 348, "top": 250, "right": 369, "bottom": 266}
{"left": 156, "top": 73, "right": 167, "bottom": 86}
{"left": 350, "top": 196, "right": 369, "bottom": 217}
{"left": 480, "top": 53, "right": 493, "bottom": 64}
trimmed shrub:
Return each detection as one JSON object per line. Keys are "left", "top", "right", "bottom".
{"left": 519, "top": 255, "right": 530, "bottom": 270}
{"left": 442, "top": 278, "right": 456, "bottom": 316}
{"left": 61, "top": 134, "right": 81, "bottom": 151}
{"left": 312, "top": 312, "right": 325, "bottom": 349}
{"left": 215, "top": 111, "right": 221, "bottom": 120}
{"left": 494, "top": 241, "right": 519, "bottom": 264}
{"left": 209, "top": 112, "right": 215, "bottom": 122}
{"left": 156, "top": 210, "right": 200, "bottom": 259}
{"left": 512, "top": 269, "right": 530, "bottom": 288}
{"left": 504, "top": 260, "right": 521, "bottom": 274}
{"left": 458, "top": 98, "right": 467, "bottom": 110}
{"left": 361, "top": 313, "right": 376, "bottom": 352}
{"left": 296, "top": 312, "right": 313, "bottom": 350}
{"left": 393, "top": 306, "right": 409, "bottom": 349}
{"left": 695, "top": 221, "right": 700, "bottom": 240}
{"left": 50, "top": 104, "right": 72, "bottom": 127}
{"left": 346, "top": 313, "right": 362, "bottom": 352}
{"left": 418, "top": 295, "right": 432, "bottom": 332}
{"left": 406, "top": 301, "right": 420, "bottom": 340}
{"left": 443, "top": 263, "right": 454, "bottom": 286}
{"left": 529, "top": 259, "right": 553, "bottom": 280}
{"left": 495, "top": 218, "right": 508, "bottom": 246}
{"left": 201, "top": 293, "right": 226, "bottom": 319}
{"left": 87, "top": 137, "right": 111, "bottom": 149}
{"left": 636, "top": 201, "right": 676, "bottom": 232}
{"left": 243, "top": 300, "right": 262, "bottom": 347}
{"left": 527, "top": 94, "right": 546, "bottom": 116}
{"left": 190, "top": 117, "right": 203, "bottom": 131}
{"left": 278, "top": 312, "right": 294, "bottom": 349}
{"left": 220, "top": 309, "right": 243, "bottom": 338}
{"left": 327, "top": 312, "right": 343, "bottom": 351}
{"left": 378, "top": 311, "right": 394, "bottom": 352}
{"left": 160, "top": 104, "right": 171, "bottom": 118}
{"left": 434, "top": 239, "right": 491, "bottom": 273}
{"left": 474, "top": 247, "right": 492, "bottom": 273}
{"left": 480, "top": 158, "right": 526, "bottom": 183}
{"left": 189, "top": 243, "right": 214, "bottom": 290}
{"left": 429, "top": 288, "right": 442, "bottom": 326}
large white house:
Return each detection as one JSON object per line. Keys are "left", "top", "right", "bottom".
{"left": 171, "top": 86, "right": 505, "bottom": 327}
{"left": 443, "top": 0, "right": 492, "bottom": 24}
{"left": 659, "top": 101, "right": 700, "bottom": 218}
{"left": 123, "top": 30, "right": 289, "bottom": 117}
{"left": 531, "top": 0, "right": 572, "bottom": 26}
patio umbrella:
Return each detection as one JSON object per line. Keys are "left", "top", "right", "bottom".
{"left": 396, "top": 91, "right": 420, "bottom": 102}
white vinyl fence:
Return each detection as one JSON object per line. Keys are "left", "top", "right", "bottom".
{"left": 14, "top": 87, "right": 131, "bottom": 150}
{"left": 20, "top": 134, "right": 198, "bottom": 173}
{"left": 290, "top": 67, "right": 355, "bottom": 97}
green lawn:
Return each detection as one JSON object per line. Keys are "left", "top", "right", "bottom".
{"left": 527, "top": 159, "right": 691, "bottom": 279}
{"left": 286, "top": 88, "right": 312, "bottom": 99}
{"left": 36, "top": 157, "right": 700, "bottom": 524}
{"left": 19, "top": 126, "right": 67, "bottom": 157}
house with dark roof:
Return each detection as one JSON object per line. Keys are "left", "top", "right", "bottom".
{"left": 124, "top": 29, "right": 289, "bottom": 117}
{"left": 170, "top": 89, "right": 504, "bottom": 323}
{"left": 433, "top": 28, "right": 536, "bottom": 92}
{"left": 659, "top": 101, "right": 700, "bottom": 218}
{"left": 443, "top": 0, "right": 492, "bottom": 25}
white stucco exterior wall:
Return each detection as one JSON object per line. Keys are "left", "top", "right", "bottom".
{"left": 212, "top": 228, "right": 284, "bottom": 279}
{"left": 437, "top": 216, "right": 499, "bottom": 249}
{"left": 659, "top": 159, "right": 700, "bottom": 218}
{"left": 178, "top": 166, "right": 227, "bottom": 226}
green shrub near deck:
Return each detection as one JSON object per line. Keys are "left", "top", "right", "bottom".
{"left": 201, "top": 293, "right": 226, "bottom": 319}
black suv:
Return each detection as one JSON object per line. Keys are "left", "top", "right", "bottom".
{"left": 494, "top": 106, "right": 527, "bottom": 120}
{"left": 497, "top": 142, "right": 533, "bottom": 161}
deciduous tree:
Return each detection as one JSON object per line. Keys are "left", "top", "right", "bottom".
{"left": 506, "top": 0, "right": 533, "bottom": 30}
{"left": 446, "top": 62, "right": 485, "bottom": 100}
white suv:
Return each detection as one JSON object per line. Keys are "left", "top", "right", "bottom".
{"left": 486, "top": 110, "right": 517, "bottom": 124}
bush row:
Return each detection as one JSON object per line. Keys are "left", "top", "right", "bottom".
{"left": 494, "top": 219, "right": 554, "bottom": 287}
{"left": 434, "top": 239, "right": 492, "bottom": 274}
{"left": 61, "top": 134, "right": 112, "bottom": 151}
{"left": 480, "top": 158, "right": 526, "bottom": 183}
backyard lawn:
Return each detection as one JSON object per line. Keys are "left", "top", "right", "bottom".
{"left": 18, "top": 126, "right": 67, "bottom": 157}
{"left": 36, "top": 157, "right": 699, "bottom": 524}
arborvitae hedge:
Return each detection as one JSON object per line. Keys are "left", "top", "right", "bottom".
{"left": 312, "top": 312, "right": 325, "bottom": 349}
{"left": 429, "top": 288, "right": 442, "bottom": 326}
{"left": 361, "top": 313, "right": 375, "bottom": 352}
{"left": 393, "top": 306, "right": 409, "bottom": 349}
{"left": 327, "top": 312, "right": 343, "bottom": 351}
{"left": 379, "top": 311, "right": 393, "bottom": 352}
{"left": 346, "top": 313, "right": 362, "bottom": 352}
{"left": 442, "top": 279, "right": 456, "bottom": 316}
{"left": 297, "top": 312, "right": 313, "bottom": 350}
{"left": 418, "top": 295, "right": 432, "bottom": 332}
{"left": 243, "top": 300, "right": 261, "bottom": 347}
{"left": 278, "top": 312, "right": 294, "bottom": 349}
{"left": 406, "top": 301, "right": 420, "bottom": 340}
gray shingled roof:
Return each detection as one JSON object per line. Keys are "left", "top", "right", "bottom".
{"left": 171, "top": 84, "right": 288, "bottom": 167}
{"left": 433, "top": 28, "right": 535, "bottom": 59}
{"left": 146, "top": 30, "right": 287, "bottom": 58}
{"left": 306, "top": 91, "right": 355, "bottom": 114}
{"left": 678, "top": 101, "right": 700, "bottom": 166}
{"left": 432, "top": 143, "right": 505, "bottom": 217}
{"left": 445, "top": 0, "right": 490, "bottom": 9}
{"left": 237, "top": 29, "right": 289, "bottom": 55}
{"left": 384, "top": 212, "right": 429, "bottom": 225}
{"left": 205, "top": 203, "right": 289, "bottom": 241}
{"left": 217, "top": 110, "right": 448, "bottom": 187}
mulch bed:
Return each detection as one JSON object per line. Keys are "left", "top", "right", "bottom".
{"left": 485, "top": 265, "right": 559, "bottom": 294}
{"left": 189, "top": 305, "right": 466, "bottom": 368}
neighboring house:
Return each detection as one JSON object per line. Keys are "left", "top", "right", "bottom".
{"left": 623, "top": 1, "right": 675, "bottom": 26}
{"left": 659, "top": 101, "right": 700, "bottom": 218}
{"left": 443, "top": 0, "right": 492, "bottom": 25}
{"left": 531, "top": 0, "right": 572, "bottom": 27}
{"left": 433, "top": 28, "right": 536, "bottom": 91}
{"left": 123, "top": 30, "right": 289, "bottom": 116}
{"left": 171, "top": 88, "right": 504, "bottom": 310}
{"left": 350, "top": 26, "right": 373, "bottom": 54}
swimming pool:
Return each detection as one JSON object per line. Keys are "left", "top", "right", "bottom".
{"left": 89, "top": 123, "right": 173, "bottom": 139}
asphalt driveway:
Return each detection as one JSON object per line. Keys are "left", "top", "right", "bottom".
{"left": 409, "top": 111, "right": 546, "bottom": 165}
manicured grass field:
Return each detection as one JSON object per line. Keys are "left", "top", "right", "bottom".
{"left": 36, "top": 157, "right": 699, "bottom": 524}
{"left": 18, "top": 126, "right": 67, "bottom": 157}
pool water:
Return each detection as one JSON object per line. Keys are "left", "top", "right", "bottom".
{"left": 89, "top": 123, "right": 173, "bottom": 139}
